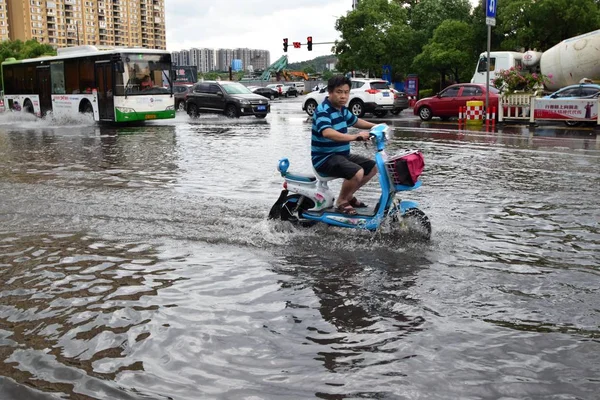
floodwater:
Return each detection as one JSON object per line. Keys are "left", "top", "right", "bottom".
{"left": 0, "top": 101, "right": 599, "bottom": 399}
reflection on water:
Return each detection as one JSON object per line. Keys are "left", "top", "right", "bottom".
{"left": 0, "top": 103, "right": 599, "bottom": 399}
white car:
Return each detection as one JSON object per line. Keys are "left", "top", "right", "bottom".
{"left": 266, "top": 83, "right": 290, "bottom": 97}
{"left": 301, "top": 78, "right": 395, "bottom": 117}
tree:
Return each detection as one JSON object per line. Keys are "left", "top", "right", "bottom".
{"left": 303, "top": 65, "right": 316, "bottom": 74}
{"left": 498, "top": 0, "right": 600, "bottom": 51}
{"left": 334, "top": 0, "right": 411, "bottom": 77}
{"left": 412, "top": 20, "right": 475, "bottom": 89}
{"left": 409, "top": 0, "right": 472, "bottom": 37}
{"left": 0, "top": 40, "right": 56, "bottom": 64}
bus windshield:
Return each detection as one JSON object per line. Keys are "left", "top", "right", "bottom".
{"left": 117, "top": 53, "right": 172, "bottom": 96}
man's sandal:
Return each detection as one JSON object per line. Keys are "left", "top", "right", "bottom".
{"left": 336, "top": 202, "right": 358, "bottom": 216}
{"left": 349, "top": 197, "right": 368, "bottom": 208}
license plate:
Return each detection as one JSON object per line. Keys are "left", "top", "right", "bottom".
{"left": 383, "top": 92, "right": 390, "bottom": 97}
{"left": 257, "top": 105, "right": 266, "bottom": 111}
{"left": 145, "top": 114, "right": 156, "bottom": 119}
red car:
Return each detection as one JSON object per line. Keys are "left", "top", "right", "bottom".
{"left": 413, "top": 83, "right": 500, "bottom": 121}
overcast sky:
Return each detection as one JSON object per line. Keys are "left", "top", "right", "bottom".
{"left": 165, "top": 0, "right": 480, "bottom": 63}
{"left": 165, "top": 0, "right": 356, "bottom": 63}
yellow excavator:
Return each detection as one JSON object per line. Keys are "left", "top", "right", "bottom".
{"left": 282, "top": 70, "right": 310, "bottom": 81}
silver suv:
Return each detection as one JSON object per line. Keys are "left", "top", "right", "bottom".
{"left": 302, "top": 78, "right": 394, "bottom": 117}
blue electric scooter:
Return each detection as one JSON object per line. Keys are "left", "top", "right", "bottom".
{"left": 268, "top": 124, "right": 431, "bottom": 239}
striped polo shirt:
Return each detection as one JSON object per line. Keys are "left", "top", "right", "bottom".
{"left": 311, "top": 98, "right": 358, "bottom": 167}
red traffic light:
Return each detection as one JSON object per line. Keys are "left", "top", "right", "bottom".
{"left": 283, "top": 38, "right": 288, "bottom": 52}
{"left": 307, "top": 36, "right": 313, "bottom": 51}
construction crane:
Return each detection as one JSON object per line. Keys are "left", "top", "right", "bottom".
{"left": 260, "top": 55, "right": 288, "bottom": 81}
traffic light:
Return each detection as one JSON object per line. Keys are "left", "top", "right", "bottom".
{"left": 283, "top": 38, "right": 288, "bottom": 52}
{"left": 307, "top": 36, "right": 313, "bottom": 51}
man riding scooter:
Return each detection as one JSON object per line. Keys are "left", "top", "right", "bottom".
{"left": 312, "top": 76, "right": 377, "bottom": 216}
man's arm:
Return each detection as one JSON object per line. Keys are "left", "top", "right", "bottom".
{"left": 353, "top": 118, "right": 377, "bottom": 130}
{"left": 322, "top": 128, "right": 369, "bottom": 142}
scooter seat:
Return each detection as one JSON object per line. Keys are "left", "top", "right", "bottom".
{"left": 284, "top": 172, "right": 316, "bottom": 183}
{"left": 311, "top": 166, "right": 339, "bottom": 182}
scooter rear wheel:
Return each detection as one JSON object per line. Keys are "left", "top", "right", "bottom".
{"left": 399, "top": 208, "right": 431, "bottom": 240}
{"left": 280, "top": 195, "right": 317, "bottom": 227}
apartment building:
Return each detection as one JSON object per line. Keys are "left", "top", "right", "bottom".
{"left": 5, "top": 0, "right": 166, "bottom": 49}
{"left": 0, "top": 0, "right": 8, "bottom": 41}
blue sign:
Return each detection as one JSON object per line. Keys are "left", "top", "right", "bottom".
{"left": 486, "top": 0, "right": 497, "bottom": 19}
{"left": 382, "top": 65, "right": 392, "bottom": 83}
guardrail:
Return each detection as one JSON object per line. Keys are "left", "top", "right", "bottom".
{"left": 498, "top": 92, "right": 599, "bottom": 125}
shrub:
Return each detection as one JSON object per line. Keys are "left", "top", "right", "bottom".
{"left": 492, "top": 66, "right": 552, "bottom": 93}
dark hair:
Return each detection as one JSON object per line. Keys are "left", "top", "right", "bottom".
{"left": 327, "top": 75, "right": 351, "bottom": 93}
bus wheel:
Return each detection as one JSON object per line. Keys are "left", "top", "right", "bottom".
{"left": 23, "top": 100, "right": 34, "bottom": 114}
{"left": 80, "top": 100, "right": 93, "bottom": 115}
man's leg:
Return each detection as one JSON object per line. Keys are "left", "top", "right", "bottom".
{"left": 337, "top": 168, "right": 364, "bottom": 207}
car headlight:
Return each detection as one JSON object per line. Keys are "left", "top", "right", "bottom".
{"left": 240, "top": 100, "right": 250, "bottom": 105}
{"left": 116, "top": 107, "right": 135, "bottom": 113}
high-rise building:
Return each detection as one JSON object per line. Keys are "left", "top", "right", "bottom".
{"left": 352, "top": 0, "right": 359, "bottom": 9}
{"left": 0, "top": 0, "right": 9, "bottom": 41}
{"left": 5, "top": 0, "right": 166, "bottom": 49}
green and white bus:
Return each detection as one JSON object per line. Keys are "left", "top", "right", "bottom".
{"left": 0, "top": 45, "right": 176, "bottom": 122}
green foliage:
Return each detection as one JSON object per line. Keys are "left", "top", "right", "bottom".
{"left": 0, "top": 39, "right": 56, "bottom": 64}
{"left": 419, "top": 88, "right": 434, "bottom": 99}
{"left": 329, "top": 0, "right": 600, "bottom": 92}
{"left": 322, "top": 70, "right": 334, "bottom": 80}
{"left": 303, "top": 65, "right": 316, "bottom": 74}
{"left": 412, "top": 20, "right": 475, "bottom": 86}
{"left": 410, "top": 0, "right": 473, "bottom": 36}
{"left": 287, "top": 55, "right": 338, "bottom": 73}
{"left": 334, "top": 0, "right": 411, "bottom": 77}
{"left": 492, "top": 67, "right": 550, "bottom": 93}
{"left": 498, "top": 0, "right": 600, "bottom": 51}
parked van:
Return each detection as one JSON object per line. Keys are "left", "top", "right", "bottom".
{"left": 471, "top": 51, "right": 524, "bottom": 86}
{"left": 290, "top": 82, "right": 305, "bottom": 94}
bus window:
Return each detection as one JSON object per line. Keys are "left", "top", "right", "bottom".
{"left": 79, "top": 58, "right": 94, "bottom": 93}
{"left": 120, "top": 54, "right": 170, "bottom": 95}
{"left": 14, "top": 66, "right": 24, "bottom": 93}
{"left": 65, "top": 59, "right": 79, "bottom": 94}
{"left": 50, "top": 61, "right": 66, "bottom": 94}
{"left": 3, "top": 65, "right": 14, "bottom": 94}
{"left": 24, "top": 65, "right": 36, "bottom": 94}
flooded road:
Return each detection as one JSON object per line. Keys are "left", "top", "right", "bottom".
{"left": 1, "top": 100, "right": 599, "bottom": 399}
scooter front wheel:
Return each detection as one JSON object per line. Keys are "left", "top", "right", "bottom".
{"left": 399, "top": 208, "right": 431, "bottom": 240}
{"left": 280, "top": 195, "right": 317, "bottom": 227}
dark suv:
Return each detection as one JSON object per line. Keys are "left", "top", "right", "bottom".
{"left": 185, "top": 81, "right": 270, "bottom": 119}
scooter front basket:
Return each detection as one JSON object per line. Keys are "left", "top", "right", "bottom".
{"left": 385, "top": 150, "right": 424, "bottom": 188}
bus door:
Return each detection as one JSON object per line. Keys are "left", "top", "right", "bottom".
{"left": 36, "top": 66, "right": 52, "bottom": 114}
{"left": 94, "top": 61, "right": 114, "bottom": 120}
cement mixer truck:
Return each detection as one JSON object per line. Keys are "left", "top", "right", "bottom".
{"left": 471, "top": 29, "right": 600, "bottom": 91}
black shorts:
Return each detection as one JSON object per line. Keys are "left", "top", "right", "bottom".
{"left": 315, "top": 154, "right": 376, "bottom": 180}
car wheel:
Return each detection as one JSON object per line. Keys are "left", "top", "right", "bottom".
{"left": 187, "top": 103, "right": 198, "bottom": 118}
{"left": 305, "top": 99, "right": 318, "bottom": 116}
{"left": 349, "top": 100, "right": 365, "bottom": 118}
{"left": 373, "top": 110, "right": 388, "bottom": 117}
{"left": 418, "top": 106, "right": 432, "bottom": 121}
{"left": 270, "top": 94, "right": 274, "bottom": 100}
{"left": 177, "top": 100, "right": 185, "bottom": 111}
{"left": 294, "top": 92, "right": 298, "bottom": 97}
{"left": 225, "top": 104, "right": 239, "bottom": 118}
